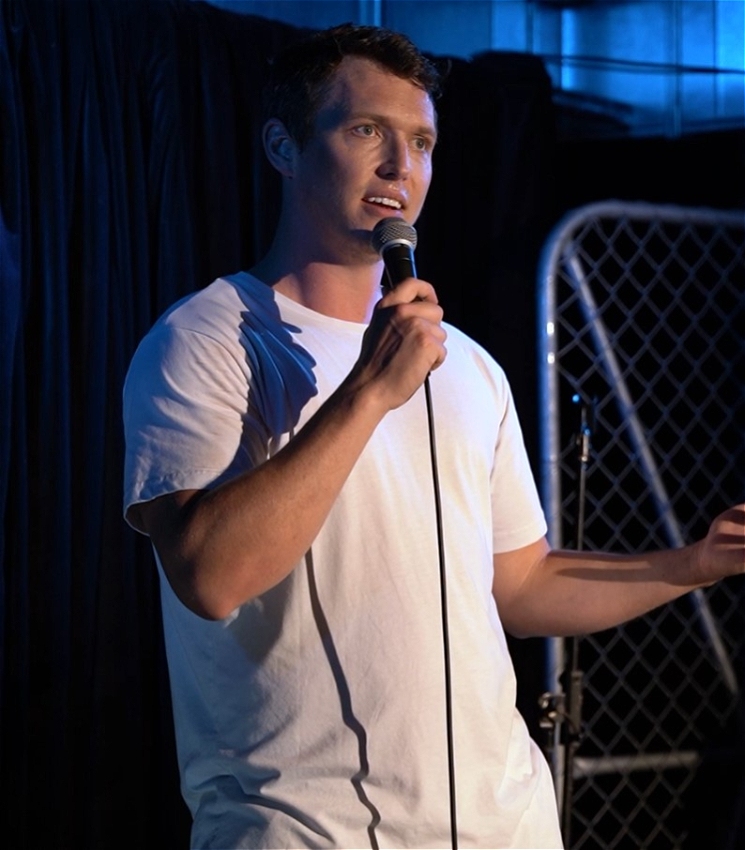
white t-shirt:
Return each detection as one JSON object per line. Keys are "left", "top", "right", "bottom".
{"left": 123, "top": 272, "right": 562, "bottom": 849}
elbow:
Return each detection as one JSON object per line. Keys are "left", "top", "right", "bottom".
{"left": 495, "top": 596, "right": 546, "bottom": 639}
{"left": 165, "top": 570, "right": 229, "bottom": 621}
{"left": 501, "top": 615, "right": 541, "bottom": 640}
{"left": 169, "top": 550, "right": 289, "bottom": 620}
{"left": 154, "top": 529, "right": 289, "bottom": 619}
{"left": 187, "top": 566, "right": 259, "bottom": 621}
{"left": 184, "top": 589, "right": 237, "bottom": 622}
{"left": 161, "top": 556, "right": 245, "bottom": 621}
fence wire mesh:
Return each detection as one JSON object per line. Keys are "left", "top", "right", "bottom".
{"left": 538, "top": 201, "right": 745, "bottom": 849}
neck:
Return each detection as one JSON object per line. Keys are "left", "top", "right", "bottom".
{"left": 250, "top": 225, "right": 384, "bottom": 323}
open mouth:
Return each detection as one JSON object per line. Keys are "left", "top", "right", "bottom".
{"left": 363, "top": 196, "right": 404, "bottom": 211}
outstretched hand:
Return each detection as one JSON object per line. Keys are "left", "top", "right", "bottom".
{"left": 693, "top": 503, "right": 745, "bottom": 587}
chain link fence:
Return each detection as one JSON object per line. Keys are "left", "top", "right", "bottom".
{"left": 537, "top": 201, "right": 745, "bottom": 849}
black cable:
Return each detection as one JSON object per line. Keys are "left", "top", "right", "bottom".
{"left": 424, "top": 375, "right": 459, "bottom": 850}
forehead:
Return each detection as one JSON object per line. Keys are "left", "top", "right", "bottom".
{"left": 314, "top": 56, "right": 437, "bottom": 133}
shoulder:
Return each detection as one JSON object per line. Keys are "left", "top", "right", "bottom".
{"left": 158, "top": 272, "right": 271, "bottom": 338}
{"left": 441, "top": 321, "right": 509, "bottom": 391}
{"left": 129, "top": 273, "right": 288, "bottom": 368}
{"left": 124, "top": 275, "right": 259, "bottom": 396}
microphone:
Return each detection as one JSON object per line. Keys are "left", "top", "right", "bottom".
{"left": 371, "top": 218, "right": 418, "bottom": 291}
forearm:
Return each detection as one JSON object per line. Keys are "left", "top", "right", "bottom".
{"left": 502, "top": 544, "right": 707, "bottom": 639}
{"left": 147, "top": 377, "right": 387, "bottom": 619}
{"left": 494, "top": 505, "right": 743, "bottom": 638}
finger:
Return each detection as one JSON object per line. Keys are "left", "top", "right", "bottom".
{"left": 378, "top": 278, "right": 439, "bottom": 307}
{"left": 712, "top": 505, "right": 745, "bottom": 536}
{"left": 432, "top": 335, "right": 448, "bottom": 370}
{"left": 389, "top": 299, "right": 444, "bottom": 326}
{"left": 400, "top": 318, "right": 447, "bottom": 370}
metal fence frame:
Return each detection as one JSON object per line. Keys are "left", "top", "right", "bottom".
{"left": 537, "top": 200, "right": 745, "bottom": 849}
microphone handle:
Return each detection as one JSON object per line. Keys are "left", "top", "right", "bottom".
{"left": 382, "top": 242, "right": 417, "bottom": 290}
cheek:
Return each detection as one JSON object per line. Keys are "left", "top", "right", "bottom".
{"left": 421, "top": 166, "right": 433, "bottom": 193}
{"left": 319, "top": 149, "right": 365, "bottom": 190}
{"left": 411, "top": 164, "right": 433, "bottom": 212}
{"left": 298, "top": 157, "right": 349, "bottom": 205}
{"left": 420, "top": 155, "right": 433, "bottom": 184}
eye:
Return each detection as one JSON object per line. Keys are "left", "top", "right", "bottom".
{"left": 412, "top": 136, "right": 434, "bottom": 153}
{"left": 352, "top": 124, "right": 377, "bottom": 138}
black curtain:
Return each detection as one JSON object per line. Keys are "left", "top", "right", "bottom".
{"left": 0, "top": 1, "right": 555, "bottom": 847}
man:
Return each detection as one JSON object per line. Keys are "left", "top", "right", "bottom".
{"left": 123, "top": 23, "right": 744, "bottom": 850}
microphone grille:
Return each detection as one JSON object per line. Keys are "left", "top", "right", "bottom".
{"left": 371, "top": 218, "right": 418, "bottom": 255}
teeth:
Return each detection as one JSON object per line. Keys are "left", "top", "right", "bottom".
{"left": 365, "top": 197, "right": 402, "bottom": 209}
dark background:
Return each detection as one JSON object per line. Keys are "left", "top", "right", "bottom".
{"left": 1, "top": 1, "right": 743, "bottom": 847}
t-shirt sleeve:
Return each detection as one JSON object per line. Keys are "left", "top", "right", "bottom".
{"left": 490, "top": 381, "right": 547, "bottom": 553}
{"left": 122, "top": 324, "right": 265, "bottom": 533}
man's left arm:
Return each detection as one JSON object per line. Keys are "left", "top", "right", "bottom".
{"left": 492, "top": 503, "right": 745, "bottom": 639}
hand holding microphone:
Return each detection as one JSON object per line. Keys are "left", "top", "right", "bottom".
{"left": 347, "top": 218, "right": 447, "bottom": 412}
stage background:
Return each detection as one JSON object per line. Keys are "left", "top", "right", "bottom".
{"left": 1, "top": 1, "right": 743, "bottom": 847}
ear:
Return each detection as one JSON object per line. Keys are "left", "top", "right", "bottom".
{"left": 262, "top": 119, "right": 298, "bottom": 178}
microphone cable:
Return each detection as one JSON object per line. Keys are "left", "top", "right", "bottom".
{"left": 423, "top": 373, "right": 459, "bottom": 850}
{"left": 373, "top": 218, "right": 459, "bottom": 850}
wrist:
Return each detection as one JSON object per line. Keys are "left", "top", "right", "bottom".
{"left": 687, "top": 539, "right": 715, "bottom": 589}
{"left": 335, "top": 367, "right": 394, "bottom": 421}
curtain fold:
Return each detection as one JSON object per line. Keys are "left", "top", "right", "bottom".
{"left": 0, "top": 2, "right": 554, "bottom": 846}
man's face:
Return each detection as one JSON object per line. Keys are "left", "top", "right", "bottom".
{"left": 289, "top": 56, "right": 437, "bottom": 263}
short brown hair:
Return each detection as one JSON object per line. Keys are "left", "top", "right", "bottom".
{"left": 263, "top": 23, "right": 443, "bottom": 149}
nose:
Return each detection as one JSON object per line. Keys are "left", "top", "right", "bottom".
{"left": 377, "top": 135, "right": 411, "bottom": 181}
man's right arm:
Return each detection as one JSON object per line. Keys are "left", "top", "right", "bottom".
{"left": 135, "top": 280, "right": 446, "bottom": 620}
